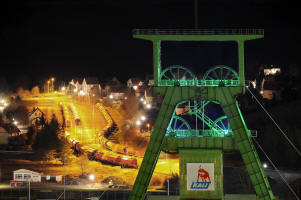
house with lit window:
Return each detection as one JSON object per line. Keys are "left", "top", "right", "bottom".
{"left": 28, "top": 107, "right": 44, "bottom": 126}
{"left": 69, "top": 77, "right": 101, "bottom": 95}
{"left": 13, "top": 169, "right": 41, "bottom": 182}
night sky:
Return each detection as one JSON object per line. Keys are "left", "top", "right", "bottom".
{"left": 0, "top": 0, "right": 300, "bottom": 88}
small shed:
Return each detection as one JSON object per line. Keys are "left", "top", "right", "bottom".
{"left": 13, "top": 169, "right": 41, "bottom": 182}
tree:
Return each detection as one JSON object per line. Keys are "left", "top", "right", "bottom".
{"left": 31, "top": 86, "right": 40, "bottom": 96}
{"left": 32, "top": 115, "right": 72, "bottom": 161}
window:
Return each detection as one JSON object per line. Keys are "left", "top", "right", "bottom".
{"left": 15, "top": 174, "right": 22, "bottom": 179}
{"left": 24, "top": 174, "right": 31, "bottom": 180}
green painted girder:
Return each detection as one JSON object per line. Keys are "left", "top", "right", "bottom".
{"left": 130, "top": 86, "right": 274, "bottom": 200}
{"left": 162, "top": 137, "right": 237, "bottom": 152}
{"left": 133, "top": 29, "right": 264, "bottom": 41}
{"left": 129, "top": 87, "right": 207, "bottom": 200}
{"left": 214, "top": 87, "right": 275, "bottom": 200}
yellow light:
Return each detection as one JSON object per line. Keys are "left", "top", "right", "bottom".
{"left": 51, "top": 77, "right": 55, "bottom": 81}
{"left": 133, "top": 86, "right": 138, "bottom": 90}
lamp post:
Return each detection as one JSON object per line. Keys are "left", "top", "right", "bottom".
{"left": 51, "top": 77, "right": 55, "bottom": 92}
{"left": 47, "top": 80, "right": 50, "bottom": 93}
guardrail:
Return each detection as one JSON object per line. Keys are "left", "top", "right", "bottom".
{"left": 133, "top": 29, "right": 264, "bottom": 35}
{"left": 157, "top": 79, "right": 250, "bottom": 87}
{"left": 165, "top": 129, "right": 257, "bottom": 138}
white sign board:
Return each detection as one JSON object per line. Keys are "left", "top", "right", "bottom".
{"left": 187, "top": 163, "right": 214, "bottom": 191}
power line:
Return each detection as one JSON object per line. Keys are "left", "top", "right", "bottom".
{"left": 253, "top": 138, "right": 300, "bottom": 200}
{"left": 247, "top": 87, "right": 301, "bottom": 157}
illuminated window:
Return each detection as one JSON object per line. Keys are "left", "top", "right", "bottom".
{"left": 15, "top": 174, "right": 22, "bottom": 179}
{"left": 24, "top": 174, "right": 31, "bottom": 180}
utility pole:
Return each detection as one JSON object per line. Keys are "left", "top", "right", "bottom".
{"left": 63, "top": 156, "right": 66, "bottom": 200}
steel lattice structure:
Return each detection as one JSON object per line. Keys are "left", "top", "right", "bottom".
{"left": 129, "top": 29, "right": 274, "bottom": 200}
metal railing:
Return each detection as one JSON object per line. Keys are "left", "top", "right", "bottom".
{"left": 165, "top": 129, "right": 257, "bottom": 138}
{"left": 158, "top": 79, "right": 250, "bottom": 87}
{"left": 133, "top": 29, "right": 264, "bottom": 35}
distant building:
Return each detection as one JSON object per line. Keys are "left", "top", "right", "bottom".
{"left": 13, "top": 169, "right": 41, "bottom": 182}
{"left": 127, "top": 78, "right": 143, "bottom": 90}
{"left": 69, "top": 77, "right": 101, "bottom": 95}
{"left": 28, "top": 107, "right": 44, "bottom": 126}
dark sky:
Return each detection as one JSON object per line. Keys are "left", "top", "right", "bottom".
{"left": 0, "top": 0, "right": 300, "bottom": 87}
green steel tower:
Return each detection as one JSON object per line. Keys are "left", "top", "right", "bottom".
{"left": 130, "top": 29, "right": 275, "bottom": 200}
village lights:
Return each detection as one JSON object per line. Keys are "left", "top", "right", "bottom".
{"left": 109, "top": 94, "right": 113, "bottom": 99}
{"left": 88, "top": 174, "right": 95, "bottom": 181}
{"left": 141, "top": 115, "right": 146, "bottom": 121}
{"left": 133, "top": 85, "right": 138, "bottom": 90}
{"left": 1, "top": 99, "right": 5, "bottom": 104}
{"left": 136, "top": 120, "right": 141, "bottom": 126}
{"left": 61, "top": 86, "right": 66, "bottom": 91}
{"left": 13, "top": 121, "right": 18, "bottom": 125}
{"left": 140, "top": 98, "right": 144, "bottom": 102}
{"left": 73, "top": 88, "right": 77, "bottom": 93}
{"left": 79, "top": 90, "right": 85, "bottom": 96}
{"left": 0, "top": 106, "right": 4, "bottom": 111}
{"left": 146, "top": 123, "right": 150, "bottom": 132}
{"left": 146, "top": 104, "right": 151, "bottom": 109}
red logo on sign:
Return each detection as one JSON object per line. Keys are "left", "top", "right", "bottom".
{"left": 197, "top": 165, "right": 211, "bottom": 183}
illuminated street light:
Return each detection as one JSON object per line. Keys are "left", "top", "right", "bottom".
{"left": 47, "top": 80, "right": 50, "bottom": 93}
{"left": 0, "top": 106, "right": 4, "bottom": 111}
{"left": 51, "top": 77, "right": 55, "bottom": 92}
{"left": 109, "top": 94, "right": 113, "bottom": 99}
{"left": 133, "top": 85, "right": 138, "bottom": 90}
{"left": 263, "top": 163, "right": 268, "bottom": 169}
{"left": 141, "top": 115, "right": 146, "bottom": 121}
{"left": 1, "top": 99, "right": 4, "bottom": 104}
{"left": 61, "top": 86, "right": 66, "bottom": 91}
{"left": 88, "top": 174, "right": 95, "bottom": 181}
{"left": 73, "top": 88, "right": 77, "bottom": 93}
{"left": 13, "top": 121, "right": 18, "bottom": 125}
{"left": 146, "top": 123, "right": 150, "bottom": 132}
{"left": 79, "top": 90, "right": 85, "bottom": 96}
{"left": 146, "top": 104, "right": 151, "bottom": 109}
{"left": 136, "top": 120, "right": 141, "bottom": 126}
{"left": 140, "top": 98, "right": 144, "bottom": 102}
{"left": 3, "top": 103, "right": 7, "bottom": 107}
{"left": 143, "top": 101, "right": 147, "bottom": 105}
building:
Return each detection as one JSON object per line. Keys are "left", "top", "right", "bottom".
{"left": 13, "top": 169, "right": 41, "bottom": 182}
{"left": 69, "top": 77, "right": 101, "bottom": 95}
{"left": 28, "top": 107, "right": 44, "bottom": 126}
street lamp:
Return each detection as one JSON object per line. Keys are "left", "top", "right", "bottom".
{"left": 51, "top": 77, "right": 55, "bottom": 92}
{"left": 133, "top": 85, "right": 138, "bottom": 90}
{"left": 89, "top": 174, "right": 95, "bottom": 181}
{"left": 263, "top": 163, "right": 268, "bottom": 169}
{"left": 47, "top": 80, "right": 50, "bottom": 93}
{"left": 136, "top": 120, "right": 141, "bottom": 126}
{"left": 141, "top": 115, "right": 146, "bottom": 121}
{"left": 146, "top": 103, "right": 151, "bottom": 109}
{"left": 146, "top": 123, "right": 150, "bottom": 132}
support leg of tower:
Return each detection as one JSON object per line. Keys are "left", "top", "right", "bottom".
{"left": 129, "top": 87, "right": 179, "bottom": 200}
{"left": 219, "top": 87, "right": 275, "bottom": 200}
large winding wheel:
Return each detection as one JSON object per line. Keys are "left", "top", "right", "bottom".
{"left": 203, "top": 65, "right": 240, "bottom": 86}
{"left": 159, "top": 65, "right": 196, "bottom": 86}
